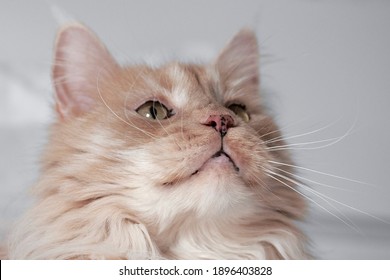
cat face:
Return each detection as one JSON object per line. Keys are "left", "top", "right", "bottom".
{"left": 6, "top": 24, "right": 309, "bottom": 260}
{"left": 45, "top": 24, "right": 305, "bottom": 240}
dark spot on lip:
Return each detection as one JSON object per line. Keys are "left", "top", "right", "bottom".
{"left": 212, "top": 150, "right": 223, "bottom": 158}
{"left": 191, "top": 170, "right": 199, "bottom": 176}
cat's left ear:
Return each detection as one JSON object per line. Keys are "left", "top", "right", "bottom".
{"left": 52, "top": 23, "right": 118, "bottom": 119}
{"left": 214, "top": 29, "right": 260, "bottom": 98}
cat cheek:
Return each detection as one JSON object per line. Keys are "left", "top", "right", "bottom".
{"left": 224, "top": 132, "right": 271, "bottom": 184}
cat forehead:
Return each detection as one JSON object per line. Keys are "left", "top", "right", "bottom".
{"left": 123, "top": 63, "right": 214, "bottom": 109}
{"left": 166, "top": 63, "right": 211, "bottom": 107}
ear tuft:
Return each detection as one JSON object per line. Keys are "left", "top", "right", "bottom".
{"left": 52, "top": 23, "right": 117, "bottom": 119}
{"left": 215, "top": 29, "right": 260, "bottom": 98}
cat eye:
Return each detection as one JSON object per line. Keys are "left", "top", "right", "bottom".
{"left": 228, "top": 104, "right": 250, "bottom": 122}
{"left": 136, "top": 101, "right": 172, "bottom": 120}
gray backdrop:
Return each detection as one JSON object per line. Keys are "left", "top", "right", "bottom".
{"left": 1, "top": 0, "right": 389, "bottom": 259}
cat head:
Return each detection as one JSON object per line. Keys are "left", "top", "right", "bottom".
{"left": 45, "top": 23, "right": 305, "bottom": 235}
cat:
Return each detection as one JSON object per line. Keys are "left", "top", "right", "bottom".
{"left": 4, "top": 23, "right": 310, "bottom": 259}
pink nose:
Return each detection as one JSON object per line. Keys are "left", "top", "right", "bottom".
{"left": 204, "top": 114, "right": 234, "bottom": 137}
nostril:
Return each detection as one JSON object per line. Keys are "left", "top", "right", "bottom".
{"left": 203, "top": 114, "right": 235, "bottom": 137}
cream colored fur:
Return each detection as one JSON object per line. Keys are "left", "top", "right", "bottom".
{"left": 5, "top": 24, "right": 310, "bottom": 259}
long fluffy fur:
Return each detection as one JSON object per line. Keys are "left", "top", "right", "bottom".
{"left": 5, "top": 24, "right": 310, "bottom": 259}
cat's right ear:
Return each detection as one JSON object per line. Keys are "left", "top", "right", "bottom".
{"left": 52, "top": 23, "right": 118, "bottom": 119}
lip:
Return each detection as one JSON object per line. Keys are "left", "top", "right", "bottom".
{"left": 192, "top": 150, "right": 240, "bottom": 176}
{"left": 212, "top": 150, "right": 240, "bottom": 171}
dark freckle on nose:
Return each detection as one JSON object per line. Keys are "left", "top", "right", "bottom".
{"left": 203, "top": 114, "right": 235, "bottom": 137}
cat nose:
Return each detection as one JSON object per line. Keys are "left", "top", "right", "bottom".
{"left": 204, "top": 114, "right": 235, "bottom": 137}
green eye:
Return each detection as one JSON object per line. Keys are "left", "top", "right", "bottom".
{"left": 136, "top": 101, "right": 171, "bottom": 120}
{"left": 228, "top": 104, "right": 250, "bottom": 122}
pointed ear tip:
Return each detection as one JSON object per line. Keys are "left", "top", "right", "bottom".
{"left": 55, "top": 22, "right": 92, "bottom": 41}
{"left": 54, "top": 22, "right": 101, "bottom": 57}
{"left": 239, "top": 28, "right": 256, "bottom": 35}
{"left": 235, "top": 28, "right": 258, "bottom": 41}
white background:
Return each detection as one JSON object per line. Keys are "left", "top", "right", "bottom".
{"left": 2, "top": 260, "right": 390, "bottom": 279}
{"left": 1, "top": 0, "right": 389, "bottom": 259}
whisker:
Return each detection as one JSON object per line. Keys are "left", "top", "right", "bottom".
{"left": 266, "top": 136, "right": 345, "bottom": 151}
{"left": 264, "top": 169, "right": 360, "bottom": 232}
{"left": 272, "top": 166, "right": 351, "bottom": 192}
{"left": 267, "top": 168, "right": 389, "bottom": 226}
{"left": 124, "top": 72, "right": 183, "bottom": 151}
{"left": 265, "top": 117, "right": 343, "bottom": 145}
{"left": 265, "top": 169, "right": 358, "bottom": 227}
{"left": 257, "top": 126, "right": 283, "bottom": 141}
{"left": 268, "top": 160, "right": 375, "bottom": 187}
{"left": 96, "top": 70, "right": 158, "bottom": 140}
{"left": 123, "top": 69, "right": 160, "bottom": 133}
{"left": 180, "top": 111, "right": 185, "bottom": 143}
{"left": 257, "top": 116, "right": 311, "bottom": 139}
{"left": 246, "top": 168, "right": 282, "bottom": 202}
{"left": 152, "top": 99, "right": 184, "bottom": 151}
{"left": 310, "top": 187, "right": 390, "bottom": 225}
{"left": 268, "top": 116, "right": 358, "bottom": 154}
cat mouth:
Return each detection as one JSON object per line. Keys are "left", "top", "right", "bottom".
{"left": 192, "top": 150, "right": 240, "bottom": 176}
{"left": 212, "top": 150, "right": 239, "bottom": 171}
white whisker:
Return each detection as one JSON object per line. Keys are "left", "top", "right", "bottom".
{"left": 246, "top": 168, "right": 282, "bottom": 202}
{"left": 264, "top": 169, "right": 360, "bottom": 232}
{"left": 152, "top": 99, "right": 184, "bottom": 151}
{"left": 268, "top": 115, "right": 358, "bottom": 154}
{"left": 272, "top": 166, "right": 351, "bottom": 192}
{"left": 265, "top": 117, "right": 343, "bottom": 145}
{"left": 266, "top": 136, "right": 346, "bottom": 151}
{"left": 96, "top": 70, "right": 158, "bottom": 140}
{"left": 267, "top": 168, "right": 389, "bottom": 226}
{"left": 123, "top": 69, "right": 159, "bottom": 133}
{"left": 268, "top": 160, "right": 375, "bottom": 187}
{"left": 257, "top": 116, "right": 311, "bottom": 139}
{"left": 265, "top": 169, "right": 359, "bottom": 229}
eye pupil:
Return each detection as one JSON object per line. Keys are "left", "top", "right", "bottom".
{"left": 150, "top": 106, "right": 158, "bottom": 119}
